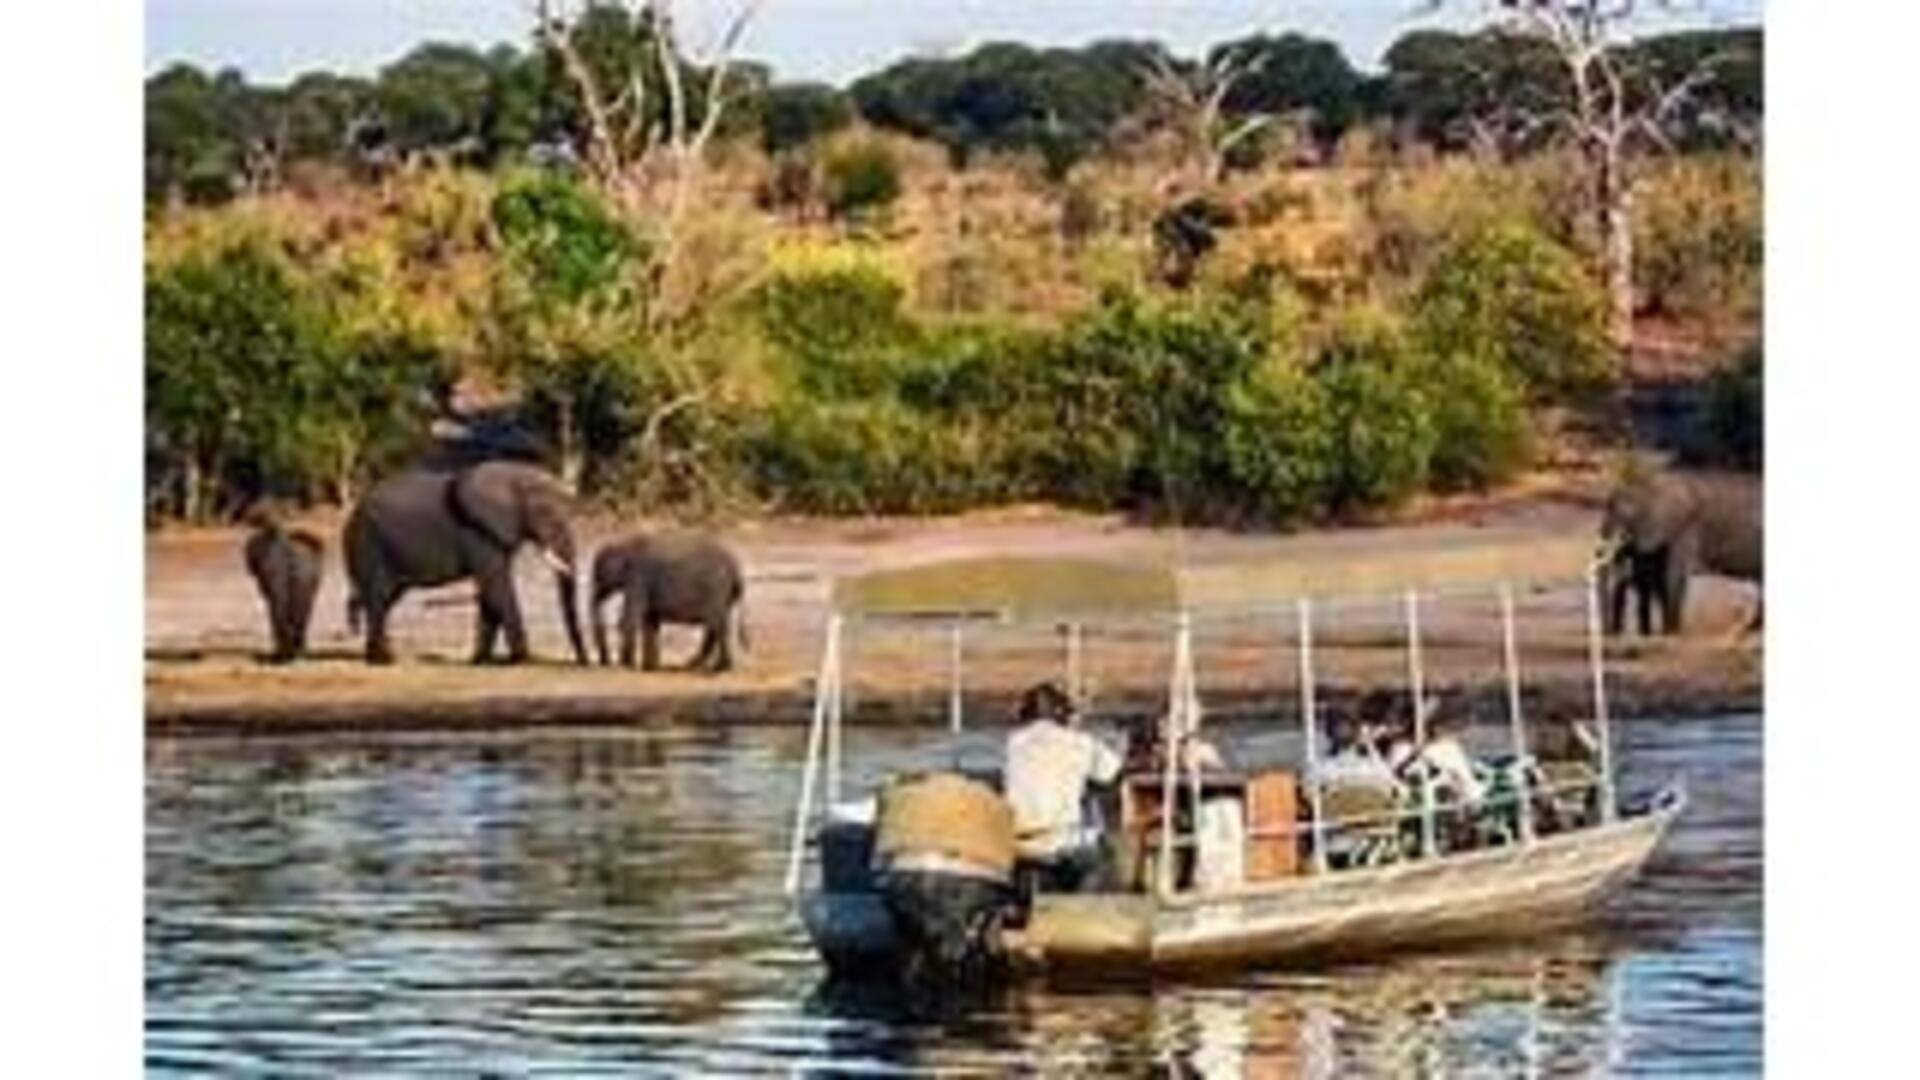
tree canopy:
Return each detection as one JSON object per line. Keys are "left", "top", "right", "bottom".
{"left": 146, "top": 23, "right": 1762, "bottom": 202}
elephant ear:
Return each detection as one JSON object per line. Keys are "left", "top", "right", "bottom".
{"left": 450, "top": 462, "right": 536, "bottom": 551}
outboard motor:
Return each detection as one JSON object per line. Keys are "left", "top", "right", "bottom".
{"left": 873, "top": 772, "right": 1021, "bottom": 985}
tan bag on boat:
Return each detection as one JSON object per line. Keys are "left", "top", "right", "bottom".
{"left": 875, "top": 772, "right": 1017, "bottom": 877}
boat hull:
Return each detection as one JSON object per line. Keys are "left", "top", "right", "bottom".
{"left": 803, "top": 784, "right": 1683, "bottom": 978}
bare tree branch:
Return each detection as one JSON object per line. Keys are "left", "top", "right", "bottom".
{"left": 534, "top": 0, "right": 767, "bottom": 327}
{"left": 1136, "top": 43, "right": 1271, "bottom": 185}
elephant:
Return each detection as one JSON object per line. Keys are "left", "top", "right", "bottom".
{"left": 242, "top": 512, "right": 323, "bottom": 663}
{"left": 589, "top": 531, "right": 747, "bottom": 672}
{"left": 1599, "top": 469, "right": 1763, "bottom": 636}
{"left": 343, "top": 461, "right": 587, "bottom": 666}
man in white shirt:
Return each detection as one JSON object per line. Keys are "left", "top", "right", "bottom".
{"left": 1004, "top": 682, "right": 1122, "bottom": 891}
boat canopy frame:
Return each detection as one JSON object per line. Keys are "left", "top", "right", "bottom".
{"left": 785, "top": 534, "right": 1619, "bottom": 898}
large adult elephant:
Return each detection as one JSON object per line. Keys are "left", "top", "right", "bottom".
{"left": 343, "top": 461, "right": 588, "bottom": 665}
{"left": 1599, "top": 469, "right": 1763, "bottom": 636}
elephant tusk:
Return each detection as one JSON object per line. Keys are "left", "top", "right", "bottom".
{"left": 539, "top": 547, "right": 571, "bottom": 576}
{"left": 1591, "top": 536, "right": 1622, "bottom": 567}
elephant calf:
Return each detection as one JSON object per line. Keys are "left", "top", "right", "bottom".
{"left": 243, "top": 516, "right": 324, "bottom": 663}
{"left": 590, "top": 532, "right": 747, "bottom": 673}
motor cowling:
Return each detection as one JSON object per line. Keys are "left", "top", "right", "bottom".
{"left": 873, "top": 772, "right": 1021, "bottom": 984}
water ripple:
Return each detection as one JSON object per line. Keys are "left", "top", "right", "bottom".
{"left": 148, "top": 715, "right": 1761, "bottom": 1075}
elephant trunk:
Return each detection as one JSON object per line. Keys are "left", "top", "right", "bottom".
{"left": 590, "top": 584, "right": 610, "bottom": 666}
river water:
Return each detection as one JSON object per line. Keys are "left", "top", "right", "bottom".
{"left": 146, "top": 714, "right": 1760, "bottom": 1076}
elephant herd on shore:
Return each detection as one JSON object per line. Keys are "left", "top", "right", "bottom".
{"left": 241, "top": 460, "right": 1762, "bottom": 669}
{"left": 244, "top": 461, "right": 748, "bottom": 672}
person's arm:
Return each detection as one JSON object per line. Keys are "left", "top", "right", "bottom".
{"left": 1191, "top": 739, "right": 1225, "bottom": 771}
{"left": 1088, "top": 733, "right": 1123, "bottom": 786}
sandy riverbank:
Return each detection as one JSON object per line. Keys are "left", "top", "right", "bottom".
{"left": 146, "top": 491, "right": 1762, "bottom": 734}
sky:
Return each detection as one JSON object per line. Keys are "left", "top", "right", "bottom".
{"left": 146, "top": 1, "right": 1764, "bottom": 86}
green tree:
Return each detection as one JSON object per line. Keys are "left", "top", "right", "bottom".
{"left": 144, "top": 64, "right": 274, "bottom": 204}
{"left": 821, "top": 140, "right": 903, "bottom": 221}
{"left": 1314, "top": 311, "right": 1437, "bottom": 512}
{"left": 850, "top": 39, "right": 1158, "bottom": 169}
{"left": 1413, "top": 223, "right": 1611, "bottom": 405}
{"left": 758, "top": 82, "right": 854, "bottom": 155}
{"left": 487, "top": 172, "right": 652, "bottom": 491}
{"left": 375, "top": 42, "right": 500, "bottom": 157}
{"left": 146, "top": 238, "right": 444, "bottom": 518}
{"left": 1214, "top": 32, "right": 1366, "bottom": 147}
{"left": 1224, "top": 359, "right": 1334, "bottom": 524}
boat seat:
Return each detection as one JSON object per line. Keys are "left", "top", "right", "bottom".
{"left": 1318, "top": 783, "right": 1407, "bottom": 868}
{"left": 1530, "top": 760, "right": 1602, "bottom": 833}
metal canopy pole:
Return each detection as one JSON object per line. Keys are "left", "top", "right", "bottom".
{"left": 1158, "top": 612, "right": 1192, "bottom": 897}
{"left": 1500, "top": 583, "right": 1535, "bottom": 843}
{"left": 1065, "top": 621, "right": 1084, "bottom": 711}
{"left": 948, "top": 621, "right": 964, "bottom": 734}
{"left": 1585, "top": 565, "right": 1618, "bottom": 822}
{"left": 785, "top": 615, "right": 840, "bottom": 895}
{"left": 828, "top": 619, "right": 845, "bottom": 805}
{"left": 1183, "top": 616, "right": 1201, "bottom": 858}
{"left": 1405, "top": 589, "right": 1437, "bottom": 858}
{"left": 1298, "top": 598, "right": 1327, "bottom": 874}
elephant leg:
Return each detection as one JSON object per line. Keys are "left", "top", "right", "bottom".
{"left": 263, "top": 594, "right": 292, "bottom": 664}
{"left": 618, "top": 590, "right": 643, "bottom": 669}
{"left": 1606, "top": 569, "right": 1630, "bottom": 636}
{"left": 1636, "top": 576, "right": 1657, "bottom": 637}
{"left": 475, "top": 562, "right": 528, "bottom": 664}
{"left": 642, "top": 616, "right": 663, "bottom": 672}
{"left": 689, "top": 625, "right": 721, "bottom": 672}
{"left": 709, "top": 611, "right": 734, "bottom": 673}
{"left": 363, "top": 585, "right": 402, "bottom": 665}
{"left": 472, "top": 594, "right": 502, "bottom": 664}
{"left": 287, "top": 580, "right": 318, "bottom": 659}
{"left": 591, "top": 587, "right": 612, "bottom": 666}
{"left": 259, "top": 564, "right": 295, "bottom": 662}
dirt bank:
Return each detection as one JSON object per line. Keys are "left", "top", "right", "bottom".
{"left": 146, "top": 493, "right": 1762, "bottom": 734}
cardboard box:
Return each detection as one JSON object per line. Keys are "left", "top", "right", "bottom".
{"left": 1246, "top": 770, "right": 1301, "bottom": 880}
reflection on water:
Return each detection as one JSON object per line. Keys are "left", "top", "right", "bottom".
{"left": 147, "top": 716, "right": 1760, "bottom": 1075}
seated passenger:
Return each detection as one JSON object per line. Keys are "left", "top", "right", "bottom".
{"left": 1311, "top": 691, "right": 1405, "bottom": 792}
{"left": 1123, "top": 710, "right": 1226, "bottom": 775}
{"left": 1396, "top": 703, "right": 1488, "bottom": 808}
{"left": 1005, "top": 682, "right": 1122, "bottom": 892}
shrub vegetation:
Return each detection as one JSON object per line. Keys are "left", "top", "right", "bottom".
{"left": 142, "top": 21, "right": 1761, "bottom": 528}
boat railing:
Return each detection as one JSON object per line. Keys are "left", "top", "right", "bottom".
{"left": 1137, "top": 770, "right": 1605, "bottom": 853}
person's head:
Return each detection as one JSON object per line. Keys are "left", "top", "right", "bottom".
{"left": 1017, "top": 682, "right": 1075, "bottom": 726}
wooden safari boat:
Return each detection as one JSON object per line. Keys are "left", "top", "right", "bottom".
{"left": 785, "top": 534, "right": 1683, "bottom": 980}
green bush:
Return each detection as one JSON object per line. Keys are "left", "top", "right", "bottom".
{"left": 1224, "top": 360, "right": 1334, "bottom": 525}
{"left": 1701, "top": 343, "right": 1762, "bottom": 471}
{"left": 147, "top": 237, "right": 444, "bottom": 518}
{"left": 1044, "top": 291, "right": 1277, "bottom": 515}
{"left": 1419, "top": 351, "right": 1532, "bottom": 492}
{"left": 747, "top": 397, "right": 1012, "bottom": 515}
{"left": 821, "top": 140, "right": 903, "bottom": 221}
{"left": 485, "top": 173, "right": 654, "bottom": 491}
{"left": 491, "top": 172, "right": 642, "bottom": 308}
{"left": 1314, "top": 312, "right": 1437, "bottom": 511}
{"left": 1412, "top": 222, "right": 1612, "bottom": 404}
{"left": 756, "top": 262, "right": 919, "bottom": 398}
